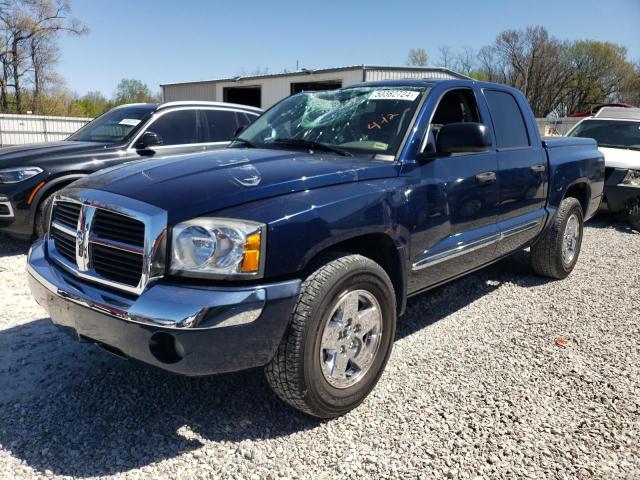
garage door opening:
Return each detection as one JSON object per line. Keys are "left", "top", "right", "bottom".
{"left": 290, "top": 80, "right": 342, "bottom": 95}
{"left": 223, "top": 86, "right": 262, "bottom": 108}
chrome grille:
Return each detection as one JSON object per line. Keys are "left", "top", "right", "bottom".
{"left": 91, "top": 243, "right": 144, "bottom": 287}
{"left": 51, "top": 229, "right": 76, "bottom": 263}
{"left": 53, "top": 201, "right": 81, "bottom": 229}
{"left": 46, "top": 190, "right": 167, "bottom": 295}
{"left": 92, "top": 209, "right": 145, "bottom": 247}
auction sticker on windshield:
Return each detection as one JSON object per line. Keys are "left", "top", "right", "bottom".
{"left": 370, "top": 90, "right": 421, "bottom": 101}
{"left": 119, "top": 118, "right": 141, "bottom": 127}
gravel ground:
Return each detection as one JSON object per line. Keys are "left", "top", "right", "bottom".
{"left": 0, "top": 215, "right": 638, "bottom": 480}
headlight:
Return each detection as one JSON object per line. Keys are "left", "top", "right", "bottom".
{"left": 0, "top": 166, "right": 43, "bottom": 183}
{"left": 621, "top": 169, "right": 640, "bottom": 186}
{"left": 170, "top": 218, "right": 265, "bottom": 278}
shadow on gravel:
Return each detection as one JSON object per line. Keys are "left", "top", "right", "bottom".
{"left": 0, "top": 234, "right": 31, "bottom": 257}
{"left": 0, "top": 318, "right": 320, "bottom": 477}
{"left": 0, "top": 245, "right": 556, "bottom": 477}
{"left": 585, "top": 212, "right": 637, "bottom": 235}
{"left": 397, "top": 249, "right": 551, "bottom": 340}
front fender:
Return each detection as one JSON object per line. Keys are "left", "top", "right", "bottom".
{"left": 27, "top": 173, "right": 88, "bottom": 223}
{"left": 214, "top": 179, "right": 412, "bottom": 279}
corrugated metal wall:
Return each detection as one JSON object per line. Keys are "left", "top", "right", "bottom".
{"left": 364, "top": 69, "right": 463, "bottom": 81}
{"left": 0, "top": 114, "right": 91, "bottom": 146}
{"left": 162, "top": 82, "right": 218, "bottom": 103}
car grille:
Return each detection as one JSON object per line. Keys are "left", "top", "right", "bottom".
{"left": 51, "top": 228, "right": 77, "bottom": 263}
{"left": 92, "top": 209, "right": 145, "bottom": 247}
{"left": 53, "top": 201, "right": 81, "bottom": 228}
{"left": 91, "top": 243, "right": 145, "bottom": 287}
{"left": 49, "top": 199, "right": 149, "bottom": 292}
{"left": 0, "top": 203, "right": 10, "bottom": 216}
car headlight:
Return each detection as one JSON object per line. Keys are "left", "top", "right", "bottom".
{"left": 0, "top": 166, "right": 43, "bottom": 184}
{"left": 621, "top": 169, "right": 640, "bottom": 186}
{"left": 170, "top": 218, "right": 265, "bottom": 278}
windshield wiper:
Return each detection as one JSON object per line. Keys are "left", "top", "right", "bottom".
{"left": 230, "top": 138, "right": 256, "bottom": 148}
{"left": 273, "top": 138, "right": 352, "bottom": 157}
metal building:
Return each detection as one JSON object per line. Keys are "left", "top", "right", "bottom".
{"left": 161, "top": 65, "right": 467, "bottom": 110}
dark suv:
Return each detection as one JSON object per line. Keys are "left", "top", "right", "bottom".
{"left": 0, "top": 101, "right": 261, "bottom": 238}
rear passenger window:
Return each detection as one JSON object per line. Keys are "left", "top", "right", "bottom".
{"left": 203, "top": 110, "right": 239, "bottom": 142}
{"left": 484, "top": 90, "right": 530, "bottom": 149}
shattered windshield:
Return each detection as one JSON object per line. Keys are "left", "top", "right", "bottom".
{"left": 233, "top": 86, "right": 428, "bottom": 157}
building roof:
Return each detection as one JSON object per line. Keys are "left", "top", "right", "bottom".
{"left": 160, "top": 65, "right": 468, "bottom": 87}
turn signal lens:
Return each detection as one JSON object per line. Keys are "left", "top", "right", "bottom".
{"left": 241, "top": 231, "right": 262, "bottom": 272}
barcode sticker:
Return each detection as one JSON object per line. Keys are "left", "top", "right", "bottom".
{"left": 119, "top": 118, "right": 141, "bottom": 126}
{"left": 370, "top": 90, "right": 420, "bottom": 101}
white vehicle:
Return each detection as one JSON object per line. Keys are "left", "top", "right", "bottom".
{"left": 567, "top": 107, "right": 640, "bottom": 230}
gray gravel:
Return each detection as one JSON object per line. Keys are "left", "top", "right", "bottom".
{"left": 0, "top": 215, "right": 639, "bottom": 479}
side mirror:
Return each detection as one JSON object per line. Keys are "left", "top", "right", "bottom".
{"left": 135, "top": 131, "right": 163, "bottom": 150}
{"left": 436, "top": 122, "right": 492, "bottom": 154}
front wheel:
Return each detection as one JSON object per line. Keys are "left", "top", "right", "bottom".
{"left": 531, "top": 197, "right": 584, "bottom": 279}
{"left": 265, "top": 253, "right": 396, "bottom": 418}
{"left": 34, "top": 193, "right": 55, "bottom": 238}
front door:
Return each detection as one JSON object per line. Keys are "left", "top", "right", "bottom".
{"left": 407, "top": 88, "right": 501, "bottom": 293}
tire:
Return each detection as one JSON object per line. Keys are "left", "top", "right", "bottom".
{"left": 265, "top": 253, "right": 396, "bottom": 418}
{"left": 629, "top": 212, "right": 640, "bottom": 233}
{"left": 34, "top": 193, "right": 55, "bottom": 238}
{"left": 531, "top": 197, "right": 584, "bottom": 279}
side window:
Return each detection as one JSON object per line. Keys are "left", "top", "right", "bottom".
{"left": 427, "top": 89, "right": 480, "bottom": 151}
{"left": 484, "top": 90, "right": 530, "bottom": 149}
{"left": 147, "top": 110, "right": 199, "bottom": 145}
{"left": 203, "top": 110, "right": 239, "bottom": 142}
{"left": 237, "top": 112, "right": 258, "bottom": 129}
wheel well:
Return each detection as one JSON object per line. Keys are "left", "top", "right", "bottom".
{"left": 30, "top": 177, "right": 86, "bottom": 230}
{"left": 564, "top": 183, "right": 589, "bottom": 214}
{"left": 306, "top": 233, "right": 405, "bottom": 314}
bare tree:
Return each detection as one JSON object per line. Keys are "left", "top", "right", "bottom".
{"left": 454, "top": 46, "right": 475, "bottom": 76}
{"left": 0, "top": 0, "right": 87, "bottom": 113}
{"left": 407, "top": 48, "right": 428, "bottom": 66}
{"left": 437, "top": 46, "right": 454, "bottom": 68}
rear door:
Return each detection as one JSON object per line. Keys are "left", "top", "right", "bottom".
{"left": 408, "top": 86, "right": 501, "bottom": 291}
{"left": 199, "top": 109, "right": 259, "bottom": 152}
{"left": 483, "top": 89, "right": 547, "bottom": 257}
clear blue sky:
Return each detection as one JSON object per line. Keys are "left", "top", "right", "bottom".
{"left": 58, "top": 0, "right": 640, "bottom": 97}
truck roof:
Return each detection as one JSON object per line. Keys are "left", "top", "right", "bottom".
{"left": 348, "top": 78, "right": 517, "bottom": 92}
{"left": 593, "top": 106, "right": 640, "bottom": 121}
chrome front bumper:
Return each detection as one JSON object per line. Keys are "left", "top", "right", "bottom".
{"left": 27, "top": 239, "right": 301, "bottom": 375}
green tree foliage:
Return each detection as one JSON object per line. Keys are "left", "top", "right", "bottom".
{"left": 114, "top": 78, "right": 158, "bottom": 105}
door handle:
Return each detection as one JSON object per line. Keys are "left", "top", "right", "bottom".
{"left": 475, "top": 171, "right": 496, "bottom": 185}
{"left": 530, "top": 164, "right": 546, "bottom": 174}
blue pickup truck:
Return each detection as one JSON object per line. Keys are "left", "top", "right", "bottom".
{"left": 27, "top": 79, "right": 604, "bottom": 418}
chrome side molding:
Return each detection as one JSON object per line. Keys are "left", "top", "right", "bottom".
{"left": 412, "top": 219, "right": 541, "bottom": 271}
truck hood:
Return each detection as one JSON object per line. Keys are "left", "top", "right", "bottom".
{"left": 71, "top": 148, "right": 399, "bottom": 221}
{"left": 0, "top": 140, "right": 116, "bottom": 169}
{"left": 599, "top": 147, "right": 640, "bottom": 170}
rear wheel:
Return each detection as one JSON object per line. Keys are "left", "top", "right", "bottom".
{"left": 531, "top": 197, "right": 584, "bottom": 279}
{"left": 265, "top": 253, "right": 396, "bottom": 418}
